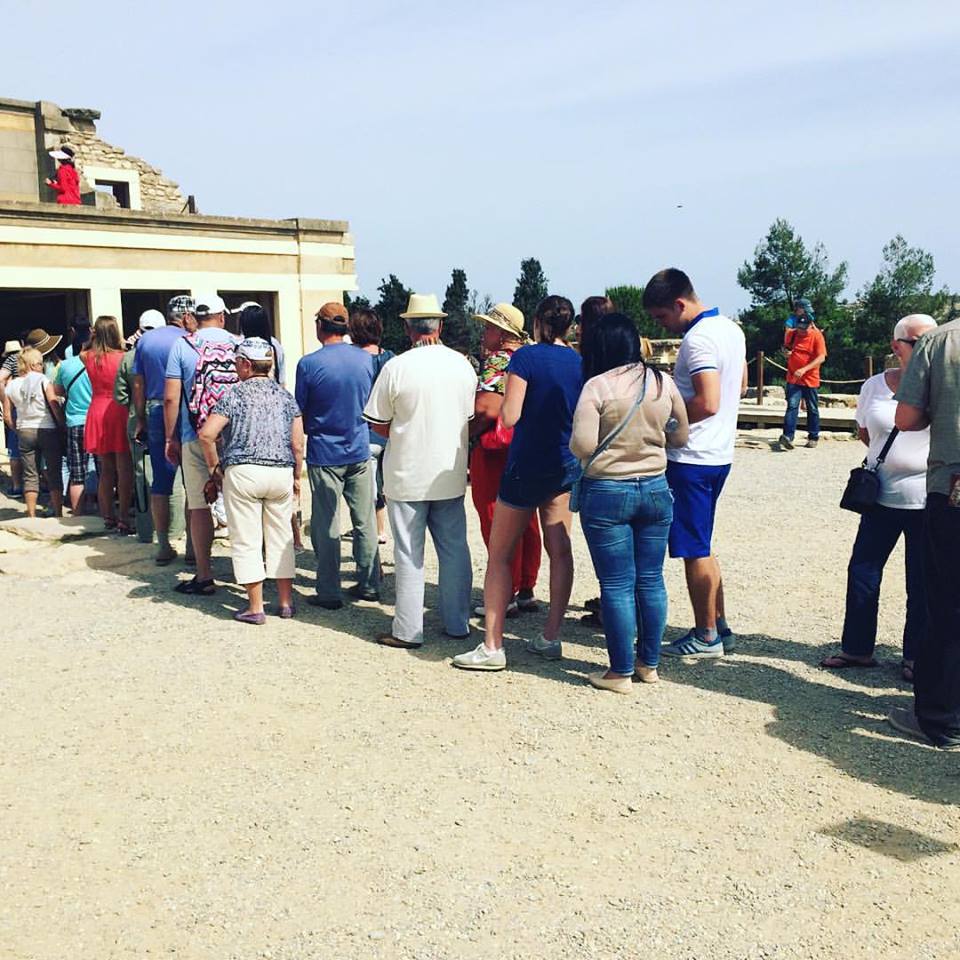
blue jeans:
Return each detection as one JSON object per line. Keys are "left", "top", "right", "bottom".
{"left": 841, "top": 504, "right": 926, "bottom": 661}
{"left": 579, "top": 474, "right": 673, "bottom": 673}
{"left": 783, "top": 383, "right": 820, "bottom": 441}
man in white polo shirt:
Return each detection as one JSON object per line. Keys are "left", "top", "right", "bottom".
{"left": 643, "top": 269, "right": 747, "bottom": 659}
{"left": 363, "top": 293, "right": 477, "bottom": 648}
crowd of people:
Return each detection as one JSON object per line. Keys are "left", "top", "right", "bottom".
{"left": 1, "top": 267, "right": 957, "bottom": 751}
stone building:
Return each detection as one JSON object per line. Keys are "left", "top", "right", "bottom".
{"left": 0, "top": 96, "right": 356, "bottom": 367}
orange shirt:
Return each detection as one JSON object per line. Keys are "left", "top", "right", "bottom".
{"left": 785, "top": 327, "right": 826, "bottom": 387}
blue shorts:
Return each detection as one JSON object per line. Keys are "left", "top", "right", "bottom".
{"left": 498, "top": 460, "right": 580, "bottom": 511}
{"left": 666, "top": 460, "right": 731, "bottom": 559}
{"left": 147, "top": 402, "right": 179, "bottom": 496}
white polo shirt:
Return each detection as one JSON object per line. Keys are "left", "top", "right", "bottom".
{"left": 667, "top": 309, "right": 745, "bottom": 466}
{"left": 363, "top": 343, "right": 476, "bottom": 501}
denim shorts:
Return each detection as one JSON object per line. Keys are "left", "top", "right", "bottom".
{"left": 147, "top": 402, "right": 179, "bottom": 496}
{"left": 498, "top": 460, "right": 580, "bottom": 510}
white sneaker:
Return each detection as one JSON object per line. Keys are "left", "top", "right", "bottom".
{"left": 525, "top": 634, "right": 562, "bottom": 660}
{"left": 473, "top": 599, "right": 519, "bottom": 618}
{"left": 452, "top": 643, "right": 506, "bottom": 671}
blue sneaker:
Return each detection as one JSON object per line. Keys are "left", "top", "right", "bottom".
{"left": 661, "top": 631, "right": 724, "bottom": 660}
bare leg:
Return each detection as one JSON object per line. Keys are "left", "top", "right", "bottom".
{"left": 483, "top": 501, "right": 535, "bottom": 651}
{"left": 11, "top": 458, "right": 22, "bottom": 491}
{"left": 115, "top": 449, "right": 133, "bottom": 523}
{"left": 276, "top": 577, "right": 293, "bottom": 608}
{"left": 716, "top": 566, "right": 726, "bottom": 622}
{"left": 190, "top": 507, "right": 215, "bottom": 581}
{"left": 684, "top": 555, "right": 720, "bottom": 632}
{"left": 24, "top": 490, "right": 38, "bottom": 518}
{"left": 99, "top": 454, "right": 117, "bottom": 523}
{"left": 68, "top": 483, "right": 84, "bottom": 514}
{"left": 244, "top": 580, "right": 264, "bottom": 615}
{"left": 538, "top": 493, "right": 574, "bottom": 643}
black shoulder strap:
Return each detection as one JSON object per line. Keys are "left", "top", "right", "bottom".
{"left": 65, "top": 366, "right": 86, "bottom": 393}
{"left": 875, "top": 427, "right": 900, "bottom": 466}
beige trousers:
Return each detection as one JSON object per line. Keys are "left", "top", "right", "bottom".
{"left": 222, "top": 463, "right": 295, "bottom": 585}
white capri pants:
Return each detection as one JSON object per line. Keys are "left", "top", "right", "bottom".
{"left": 222, "top": 463, "right": 296, "bottom": 585}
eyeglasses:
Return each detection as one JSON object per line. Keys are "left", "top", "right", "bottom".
{"left": 896, "top": 338, "right": 918, "bottom": 346}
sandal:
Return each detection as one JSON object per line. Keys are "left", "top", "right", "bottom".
{"left": 901, "top": 660, "right": 915, "bottom": 684}
{"left": 116, "top": 522, "right": 133, "bottom": 536}
{"left": 820, "top": 652, "right": 878, "bottom": 669}
{"left": 103, "top": 517, "right": 117, "bottom": 530}
{"left": 174, "top": 576, "right": 216, "bottom": 596}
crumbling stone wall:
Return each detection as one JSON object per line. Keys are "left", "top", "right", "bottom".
{"left": 45, "top": 104, "right": 187, "bottom": 213}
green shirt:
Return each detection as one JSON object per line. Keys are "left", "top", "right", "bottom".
{"left": 895, "top": 318, "right": 960, "bottom": 496}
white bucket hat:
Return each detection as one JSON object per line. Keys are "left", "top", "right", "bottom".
{"left": 400, "top": 293, "right": 447, "bottom": 320}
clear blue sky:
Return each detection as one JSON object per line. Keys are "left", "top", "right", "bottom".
{"left": 3, "top": 0, "right": 958, "bottom": 314}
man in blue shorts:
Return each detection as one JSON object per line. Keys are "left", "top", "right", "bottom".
{"left": 643, "top": 269, "right": 747, "bottom": 659}
{"left": 133, "top": 296, "right": 190, "bottom": 564}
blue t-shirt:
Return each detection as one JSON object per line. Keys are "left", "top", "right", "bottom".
{"left": 164, "top": 327, "right": 237, "bottom": 443}
{"left": 133, "top": 325, "right": 185, "bottom": 402}
{"left": 295, "top": 342, "right": 374, "bottom": 466}
{"left": 54, "top": 355, "right": 92, "bottom": 427}
{"left": 506, "top": 343, "right": 583, "bottom": 477}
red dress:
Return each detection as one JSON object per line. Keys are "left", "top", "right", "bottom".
{"left": 50, "top": 164, "right": 81, "bottom": 205}
{"left": 82, "top": 352, "right": 128, "bottom": 454}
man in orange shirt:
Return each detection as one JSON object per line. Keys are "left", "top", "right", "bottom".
{"left": 778, "top": 299, "right": 827, "bottom": 450}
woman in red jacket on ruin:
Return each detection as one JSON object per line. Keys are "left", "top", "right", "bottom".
{"left": 46, "top": 146, "right": 81, "bottom": 205}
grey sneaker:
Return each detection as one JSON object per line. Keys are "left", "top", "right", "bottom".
{"left": 661, "top": 631, "right": 724, "bottom": 660}
{"left": 778, "top": 434, "right": 794, "bottom": 450}
{"left": 452, "top": 643, "right": 506, "bottom": 671}
{"left": 805, "top": 439, "right": 819, "bottom": 448}
{"left": 526, "top": 634, "right": 562, "bottom": 660}
{"left": 720, "top": 628, "right": 736, "bottom": 654}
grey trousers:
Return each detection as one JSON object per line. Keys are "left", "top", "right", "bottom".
{"left": 308, "top": 460, "right": 380, "bottom": 601}
{"left": 388, "top": 496, "right": 472, "bottom": 644}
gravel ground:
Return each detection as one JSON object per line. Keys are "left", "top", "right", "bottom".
{"left": 0, "top": 435, "right": 958, "bottom": 960}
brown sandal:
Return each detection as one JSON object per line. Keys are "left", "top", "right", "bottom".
{"left": 820, "top": 653, "right": 878, "bottom": 669}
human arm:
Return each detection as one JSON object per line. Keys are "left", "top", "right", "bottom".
{"left": 569, "top": 381, "right": 601, "bottom": 461}
{"left": 291, "top": 415, "right": 304, "bottom": 498}
{"left": 740, "top": 361, "right": 749, "bottom": 398}
{"left": 2, "top": 394, "right": 12, "bottom": 430}
{"left": 500, "top": 373, "right": 528, "bottom": 429}
{"left": 685, "top": 370, "right": 721, "bottom": 423}
{"left": 894, "top": 338, "right": 932, "bottom": 432}
{"left": 163, "top": 378, "right": 182, "bottom": 465}
{"left": 363, "top": 366, "right": 394, "bottom": 440}
{"left": 46, "top": 168, "right": 66, "bottom": 194}
{"left": 113, "top": 355, "right": 132, "bottom": 408}
{"left": 470, "top": 390, "right": 503, "bottom": 438}
{"left": 43, "top": 379, "right": 65, "bottom": 430}
{"left": 665, "top": 378, "right": 690, "bottom": 448}
{"left": 197, "top": 412, "right": 227, "bottom": 483}
{"left": 895, "top": 404, "right": 929, "bottom": 432}
{"left": 132, "top": 374, "right": 147, "bottom": 438}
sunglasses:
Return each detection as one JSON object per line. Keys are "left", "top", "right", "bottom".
{"left": 896, "top": 338, "right": 918, "bottom": 346}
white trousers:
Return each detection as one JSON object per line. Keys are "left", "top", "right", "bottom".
{"left": 222, "top": 463, "right": 295, "bottom": 585}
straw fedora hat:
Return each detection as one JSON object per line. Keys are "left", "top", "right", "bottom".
{"left": 24, "top": 328, "right": 62, "bottom": 356}
{"left": 473, "top": 302, "right": 528, "bottom": 341}
{"left": 400, "top": 293, "right": 447, "bottom": 320}
{"left": 2, "top": 340, "right": 20, "bottom": 357}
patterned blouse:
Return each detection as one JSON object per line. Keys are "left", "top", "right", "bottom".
{"left": 213, "top": 377, "right": 301, "bottom": 469}
{"left": 477, "top": 348, "right": 516, "bottom": 396}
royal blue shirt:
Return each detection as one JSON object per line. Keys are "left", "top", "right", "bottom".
{"left": 295, "top": 342, "right": 374, "bottom": 466}
{"left": 134, "top": 325, "right": 185, "bottom": 401}
{"left": 505, "top": 343, "right": 583, "bottom": 477}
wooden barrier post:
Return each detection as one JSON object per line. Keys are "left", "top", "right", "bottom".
{"left": 865, "top": 356, "right": 874, "bottom": 380}
{"left": 756, "top": 351, "right": 764, "bottom": 405}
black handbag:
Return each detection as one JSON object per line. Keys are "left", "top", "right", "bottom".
{"left": 840, "top": 428, "right": 899, "bottom": 514}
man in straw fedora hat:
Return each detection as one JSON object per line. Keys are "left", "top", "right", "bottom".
{"left": 468, "top": 303, "right": 541, "bottom": 619}
{"left": 363, "top": 293, "right": 476, "bottom": 648}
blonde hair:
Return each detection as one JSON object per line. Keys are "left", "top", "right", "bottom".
{"left": 16, "top": 347, "right": 43, "bottom": 376}
{"left": 248, "top": 357, "right": 274, "bottom": 376}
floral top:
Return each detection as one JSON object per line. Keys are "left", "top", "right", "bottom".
{"left": 477, "top": 348, "right": 515, "bottom": 395}
{"left": 212, "top": 377, "right": 301, "bottom": 469}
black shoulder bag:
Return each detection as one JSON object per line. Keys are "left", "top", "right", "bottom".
{"left": 839, "top": 428, "right": 899, "bottom": 514}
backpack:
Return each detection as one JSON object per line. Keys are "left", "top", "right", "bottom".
{"left": 185, "top": 334, "right": 239, "bottom": 430}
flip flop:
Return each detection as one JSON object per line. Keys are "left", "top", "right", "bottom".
{"left": 901, "top": 660, "right": 915, "bottom": 683}
{"left": 174, "top": 576, "right": 216, "bottom": 596}
{"left": 820, "top": 653, "right": 878, "bottom": 669}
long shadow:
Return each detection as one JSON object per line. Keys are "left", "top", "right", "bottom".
{"left": 660, "top": 642, "right": 960, "bottom": 806}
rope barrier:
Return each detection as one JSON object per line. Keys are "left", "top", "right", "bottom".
{"left": 757, "top": 355, "right": 865, "bottom": 386}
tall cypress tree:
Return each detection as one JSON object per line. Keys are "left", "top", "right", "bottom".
{"left": 375, "top": 274, "right": 412, "bottom": 353}
{"left": 513, "top": 258, "right": 548, "bottom": 334}
{"left": 441, "top": 268, "right": 477, "bottom": 355}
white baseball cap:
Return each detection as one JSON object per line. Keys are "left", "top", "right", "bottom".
{"left": 139, "top": 309, "right": 165, "bottom": 331}
{"left": 194, "top": 293, "right": 227, "bottom": 317}
{"left": 236, "top": 337, "right": 273, "bottom": 361}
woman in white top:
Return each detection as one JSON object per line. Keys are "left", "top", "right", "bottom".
{"left": 2, "top": 347, "right": 66, "bottom": 518}
{"left": 821, "top": 314, "right": 937, "bottom": 682}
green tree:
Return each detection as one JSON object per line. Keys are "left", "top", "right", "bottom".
{"left": 737, "top": 218, "right": 848, "bottom": 376}
{"left": 513, "top": 258, "right": 548, "bottom": 333}
{"left": 441, "top": 268, "right": 478, "bottom": 355}
{"left": 467, "top": 289, "right": 494, "bottom": 319}
{"left": 605, "top": 284, "right": 662, "bottom": 338}
{"left": 375, "top": 274, "right": 412, "bottom": 354}
{"left": 343, "top": 291, "right": 371, "bottom": 312}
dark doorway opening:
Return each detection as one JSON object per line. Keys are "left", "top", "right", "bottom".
{"left": 0, "top": 289, "right": 90, "bottom": 352}
{"left": 120, "top": 290, "right": 190, "bottom": 340}
{"left": 219, "top": 292, "right": 278, "bottom": 337}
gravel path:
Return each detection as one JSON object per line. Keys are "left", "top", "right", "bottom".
{"left": 1, "top": 436, "right": 957, "bottom": 960}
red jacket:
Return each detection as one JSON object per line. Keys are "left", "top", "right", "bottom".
{"left": 50, "top": 164, "right": 81, "bottom": 205}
